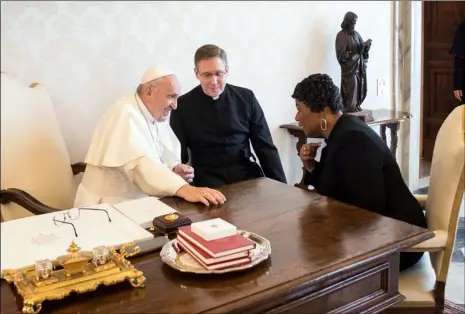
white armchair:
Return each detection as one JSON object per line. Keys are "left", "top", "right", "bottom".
{"left": 392, "top": 105, "right": 465, "bottom": 313}
{"left": 0, "top": 72, "right": 86, "bottom": 221}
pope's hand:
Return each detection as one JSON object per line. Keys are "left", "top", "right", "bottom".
{"left": 175, "top": 185, "right": 227, "bottom": 206}
{"left": 299, "top": 142, "right": 322, "bottom": 171}
{"left": 173, "top": 164, "right": 194, "bottom": 183}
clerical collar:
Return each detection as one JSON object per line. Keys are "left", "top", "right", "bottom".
{"left": 201, "top": 86, "right": 225, "bottom": 100}
{"left": 135, "top": 93, "right": 156, "bottom": 125}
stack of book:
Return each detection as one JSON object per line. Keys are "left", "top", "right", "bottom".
{"left": 175, "top": 218, "right": 256, "bottom": 270}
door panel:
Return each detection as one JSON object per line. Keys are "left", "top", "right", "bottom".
{"left": 422, "top": 1, "right": 465, "bottom": 160}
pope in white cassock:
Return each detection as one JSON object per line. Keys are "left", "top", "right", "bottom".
{"left": 74, "top": 67, "right": 226, "bottom": 207}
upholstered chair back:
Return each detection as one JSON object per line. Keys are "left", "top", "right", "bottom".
{"left": 425, "top": 104, "right": 464, "bottom": 281}
{"left": 1, "top": 73, "right": 76, "bottom": 221}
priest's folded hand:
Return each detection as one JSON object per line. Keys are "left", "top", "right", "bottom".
{"left": 175, "top": 185, "right": 227, "bottom": 206}
{"left": 173, "top": 164, "right": 195, "bottom": 183}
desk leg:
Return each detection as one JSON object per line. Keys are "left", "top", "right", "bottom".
{"left": 379, "top": 123, "right": 400, "bottom": 161}
{"left": 380, "top": 125, "right": 387, "bottom": 144}
{"left": 388, "top": 122, "right": 400, "bottom": 160}
{"left": 288, "top": 130, "right": 309, "bottom": 190}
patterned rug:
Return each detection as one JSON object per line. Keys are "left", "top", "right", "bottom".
{"left": 445, "top": 300, "right": 465, "bottom": 313}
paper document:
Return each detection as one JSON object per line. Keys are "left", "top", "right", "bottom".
{"left": 112, "top": 196, "right": 177, "bottom": 229}
{"left": 1, "top": 204, "right": 154, "bottom": 270}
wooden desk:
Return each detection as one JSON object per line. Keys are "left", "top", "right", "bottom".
{"left": 1, "top": 179, "right": 433, "bottom": 314}
{"left": 280, "top": 109, "right": 412, "bottom": 189}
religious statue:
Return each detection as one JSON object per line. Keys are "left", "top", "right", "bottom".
{"left": 335, "top": 11, "right": 372, "bottom": 113}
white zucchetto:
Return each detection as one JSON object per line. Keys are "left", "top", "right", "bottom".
{"left": 140, "top": 67, "right": 175, "bottom": 84}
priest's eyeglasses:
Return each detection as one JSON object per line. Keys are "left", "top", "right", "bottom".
{"left": 53, "top": 207, "right": 112, "bottom": 237}
{"left": 199, "top": 71, "right": 226, "bottom": 79}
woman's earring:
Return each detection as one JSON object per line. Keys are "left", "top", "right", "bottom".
{"left": 320, "top": 118, "right": 327, "bottom": 131}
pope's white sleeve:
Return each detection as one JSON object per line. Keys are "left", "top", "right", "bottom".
{"left": 163, "top": 147, "right": 181, "bottom": 171}
{"left": 166, "top": 160, "right": 180, "bottom": 172}
{"left": 124, "top": 156, "right": 187, "bottom": 197}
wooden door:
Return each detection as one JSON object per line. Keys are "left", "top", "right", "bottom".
{"left": 422, "top": 1, "right": 465, "bottom": 160}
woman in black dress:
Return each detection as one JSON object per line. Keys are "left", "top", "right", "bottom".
{"left": 292, "top": 73, "right": 427, "bottom": 271}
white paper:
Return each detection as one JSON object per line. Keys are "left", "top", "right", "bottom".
{"left": 1, "top": 204, "right": 154, "bottom": 270}
{"left": 112, "top": 196, "right": 177, "bottom": 228}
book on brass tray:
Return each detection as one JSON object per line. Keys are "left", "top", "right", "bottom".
{"left": 160, "top": 218, "right": 272, "bottom": 274}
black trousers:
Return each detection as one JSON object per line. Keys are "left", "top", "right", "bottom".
{"left": 193, "top": 161, "right": 264, "bottom": 188}
{"left": 399, "top": 251, "right": 424, "bottom": 272}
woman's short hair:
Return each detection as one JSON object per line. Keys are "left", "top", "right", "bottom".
{"left": 291, "top": 73, "right": 343, "bottom": 113}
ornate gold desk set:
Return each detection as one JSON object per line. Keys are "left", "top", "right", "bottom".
{"left": 1, "top": 241, "right": 146, "bottom": 314}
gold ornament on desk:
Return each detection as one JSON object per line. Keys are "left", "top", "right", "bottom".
{"left": 164, "top": 213, "right": 179, "bottom": 222}
{"left": 1, "top": 241, "right": 146, "bottom": 314}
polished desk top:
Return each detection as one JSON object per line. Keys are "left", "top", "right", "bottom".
{"left": 0, "top": 178, "right": 432, "bottom": 313}
{"left": 280, "top": 109, "right": 412, "bottom": 131}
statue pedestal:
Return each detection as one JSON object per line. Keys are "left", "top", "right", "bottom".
{"left": 346, "top": 109, "right": 374, "bottom": 122}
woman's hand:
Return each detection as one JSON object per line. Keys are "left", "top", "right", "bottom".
{"left": 175, "top": 185, "right": 227, "bottom": 206}
{"left": 299, "top": 143, "right": 322, "bottom": 172}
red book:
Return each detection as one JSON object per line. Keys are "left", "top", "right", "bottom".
{"left": 177, "top": 234, "right": 250, "bottom": 265}
{"left": 177, "top": 226, "right": 255, "bottom": 258}
{"left": 176, "top": 241, "right": 251, "bottom": 270}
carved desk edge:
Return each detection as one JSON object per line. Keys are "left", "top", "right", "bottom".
{"left": 0, "top": 162, "right": 87, "bottom": 222}
{"left": 204, "top": 229, "right": 434, "bottom": 314}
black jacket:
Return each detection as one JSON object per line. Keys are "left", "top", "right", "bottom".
{"left": 170, "top": 84, "right": 286, "bottom": 187}
{"left": 305, "top": 114, "right": 427, "bottom": 229}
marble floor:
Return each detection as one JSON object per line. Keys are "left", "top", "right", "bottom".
{"left": 446, "top": 262, "right": 465, "bottom": 305}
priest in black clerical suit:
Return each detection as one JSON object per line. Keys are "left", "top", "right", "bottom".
{"left": 170, "top": 44, "right": 286, "bottom": 188}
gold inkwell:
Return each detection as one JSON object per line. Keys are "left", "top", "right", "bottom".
{"left": 56, "top": 241, "right": 93, "bottom": 277}
{"left": 1, "top": 241, "right": 146, "bottom": 314}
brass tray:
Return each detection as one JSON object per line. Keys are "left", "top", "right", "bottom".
{"left": 160, "top": 230, "right": 271, "bottom": 274}
{"left": 1, "top": 242, "right": 145, "bottom": 314}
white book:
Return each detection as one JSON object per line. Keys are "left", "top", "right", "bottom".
{"left": 191, "top": 218, "right": 237, "bottom": 241}
{"left": 0, "top": 204, "right": 155, "bottom": 271}
{"left": 111, "top": 196, "right": 178, "bottom": 229}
